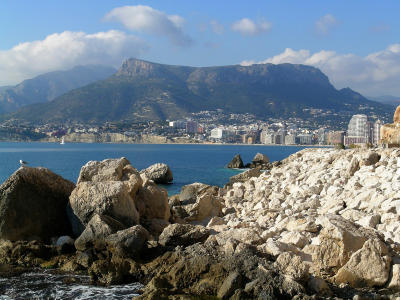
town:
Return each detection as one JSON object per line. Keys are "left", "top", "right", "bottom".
{"left": 0, "top": 108, "right": 388, "bottom": 147}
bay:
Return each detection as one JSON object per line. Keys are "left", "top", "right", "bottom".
{"left": 0, "top": 142, "right": 309, "bottom": 195}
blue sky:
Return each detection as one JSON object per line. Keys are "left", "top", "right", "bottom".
{"left": 0, "top": 0, "right": 399, "bottom": 96}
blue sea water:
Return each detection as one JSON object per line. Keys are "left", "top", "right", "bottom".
{"left": 0, "top": 142, "right": 309, "bottom": 195}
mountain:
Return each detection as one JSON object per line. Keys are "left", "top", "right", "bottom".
{"left": 369, "top": 95, "right": 400, "bottom": 107}
{"left": 4, "top": 58, "right": 392, "bottom": 124}
{"left": 0, "top": 65, "right": 116, "bottom": 114}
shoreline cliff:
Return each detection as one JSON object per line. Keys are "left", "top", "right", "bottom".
{"left": 1, "top": 148, "right": 400, "bottom": 299}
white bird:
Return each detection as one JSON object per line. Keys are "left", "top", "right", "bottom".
{"left": 19, "top": 160, "right": 28, "bottom": 166}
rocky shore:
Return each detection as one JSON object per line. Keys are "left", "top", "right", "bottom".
{"left": 2, "top": 148, "right": 400, "bottom": 299}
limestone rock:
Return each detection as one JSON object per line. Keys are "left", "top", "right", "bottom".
{"left": 135, "top": 180, "right": 170, "bottom": 221}
{"left": 229, "top": 168, "right": 261, "bottom": 184}
{"left": 77, "top": 157, "right": 132, "bottom": 183}
{"left": 226, "top": 154, "right": 244, "bottom": 169}
{"left": 105, "top": 225, "right": 150, "bottom": 258}
{"left": 346, "top": 157, "right": 360, "bottom": 177}
{"left": 0, "top": 166, "right": 75, "bottom": 242}
{"left": 312, "top": 215, "right": 369, "bottom": 270}
{"left": 140, "top": 163, "right": 173, "bottom": 184}
{"left": 74, "top": 214, "right": 125, "bottom": 251}
{"left": 388, "top": 264, "right": 400, "bottom": 290}
{"left": 334, "top": 239, "right": 391, "bottom": 287}
{"left": 252, "top": 153, "right": 269, "bottom": 165}
{"left": 69, "top": 181, "right": 140, "bottom": 227}
{"left": 275, "top": 252, "right": 309, "bottom": 282}
{"left": 360, "top": 151, "right": 381, "bottom": 166}
{"left": 307, "top": 276, "right": 331, "bottom": 295}
{"left": 158, "top": 224, "right": 210, "bottom": 247}
{"left": 217, "top": 271, "right": 242, "bottom": 299}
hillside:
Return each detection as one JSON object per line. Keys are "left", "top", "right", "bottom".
{"left": 4, "top": 59, "right": 392, "bottom": 124}
{"left": 0, "top": 65, "right": 116, "bottom": 114}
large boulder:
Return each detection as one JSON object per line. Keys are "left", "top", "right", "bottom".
{"left": 135, "top": 180, "right": 170, "bottom": 221}
{"left": 226, "top": 154, "right": 244, "bottom": 169}
{"left": 74, "top": 214, "right": 125, "bottom": 251}
{"left": 77, "top": 157, "right": 132, "bottom": 183}
{"left": 105, "top": 225, "right": 150, "bottom": 258}
{"left": 69, "top": 181, "right": 140, "bottom": 228}
{"left": 334, "top": 239, "right": 391, "bottom": 287}
{"left": 171, "top": 183, "right": 223, "bottom": 224}
{"left": 69, "top": 158, "right": 142, "bottom": 230}
{"left": 306, "top": 215, "right": 370, "bottom": 271}
{"left": 158, "top": 224, "right": 210, "bottom": 247}
{"left": 140, "top": 163, "right": 173, "bottom": 184}
{"left": 0, "top": 166, "right": 75, "bottom": 242}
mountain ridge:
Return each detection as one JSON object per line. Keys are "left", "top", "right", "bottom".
{"left": 3, "top": 58, "right": 392, "bottom": 125}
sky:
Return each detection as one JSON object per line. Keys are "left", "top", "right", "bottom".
{"left": 0, "top": 0, "right": 399, "bottom": 97}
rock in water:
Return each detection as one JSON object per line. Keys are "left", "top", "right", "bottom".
{"left": 0, "top": 166, "right": 75, "bottom": 242}
{"left": 227, "top": 154, "right": 244, "bottom": 168}
{"left": 140, "top": 163, "right": 173, "bottom": 184}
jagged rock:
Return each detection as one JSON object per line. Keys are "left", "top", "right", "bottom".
{"left": 178, "top": 182, "right": 211, "bottom": 204}
{"left": 158, "top": 224, "right": 210, "bottom": 247}
{"left": 140, "top": 163, "right": 173, "bottom": 184}
{"left": 334, "top": 239, "right": 391, "bottom": 287}
{"left": 105, "top": 225, "right": 150, "bottom": 258}
{"left": 226, "top": 154, "right": 244, "bottom": 168}
{"left": 136, "top": 242, "right": 306, "bottom": 299}
{"left": 346, "top": 157, "right": 360, "bottom": 177}
{"left": 74, "top": 214, "right": 125, "bottom": 251}
{"left": 0, "top": 166, "right": 75, "bottom": 242}
{"left": 309, "top": 215, "right": 370, "bottom": 270}
{"left": 135, "top": 180, "right": 170, "bottom": 221}
{"left": 172, "top": 183, "right": 223, "bottom": 224}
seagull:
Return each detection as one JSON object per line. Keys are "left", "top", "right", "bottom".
{"left": 19, "top": 160, "right": 28, "bottom": 166}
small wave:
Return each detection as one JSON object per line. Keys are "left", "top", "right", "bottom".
{"left": 0, "top": 270, "right": 143, "bottom": 300}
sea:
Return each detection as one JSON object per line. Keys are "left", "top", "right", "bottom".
{"left": 0, "top": 142, "right": 311, "bottom": 299}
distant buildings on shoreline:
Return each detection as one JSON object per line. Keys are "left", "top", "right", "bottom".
{"left": 166, "top": 113, "right": 383, "bottom": 146}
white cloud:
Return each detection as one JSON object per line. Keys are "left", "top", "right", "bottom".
{"left": 104, "top": 5, "right": 192, "bottom": 47}
{"left": 240, "top": 45, "right": 400, "bottom": 96}
{"left": 315, "top": 14, "right": 338, "bottom": 36}
{"left": 231, "top": 18, "right": 271, "bottom": 36}
{"left": 0, "top": 30, "right": 148, "bottom": 86}
{"left": 210, "top": 20, "right": 224, "bottom": 35}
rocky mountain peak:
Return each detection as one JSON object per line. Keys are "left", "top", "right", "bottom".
{"left": 117, "top": 58, "right": 161, "bottom": 77}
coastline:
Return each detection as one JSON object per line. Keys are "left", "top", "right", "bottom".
{"left": 3, "top": 147, "right": 398, "bottom": 299}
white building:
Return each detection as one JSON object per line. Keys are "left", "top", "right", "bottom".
{"left": 345, "top": 114, "right": 369, "bottom": 145}
{"left": 210, "top": 128, "right": 233, "bottom": 140}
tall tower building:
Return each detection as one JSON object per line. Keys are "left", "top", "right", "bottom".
{"left": 347, "top": 114, "right": 368, "bottom": 137}
{"left": 345, "top": 114, "right": 369, "bottom": 145}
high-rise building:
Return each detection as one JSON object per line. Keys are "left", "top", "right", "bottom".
{"left": 347, "top": 114, "right": 368, "bottom": 137}
{"left": 345, "top": 114, "right": 369, "bottom": 145}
